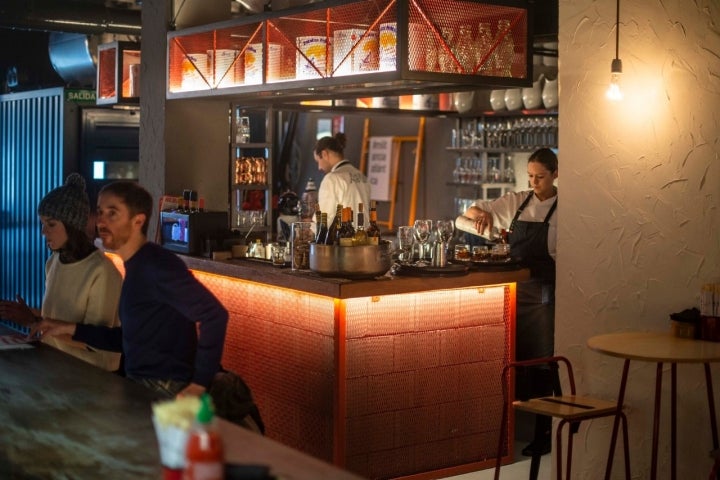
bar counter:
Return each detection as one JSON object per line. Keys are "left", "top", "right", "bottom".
{"left": 171, "top": 255, "right": 530, "bottom": 479}
{"left": 0, "top": 333, "right": 365, "bottom": 480}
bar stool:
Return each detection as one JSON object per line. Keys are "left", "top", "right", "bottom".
{"left": 494, "top": 356, "right": 631, "bottom": 480}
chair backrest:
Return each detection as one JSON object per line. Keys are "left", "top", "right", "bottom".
{"left": 501, "top": 355, "right": 577, "bottom": 401}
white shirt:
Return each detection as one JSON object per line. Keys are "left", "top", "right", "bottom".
{"left": 318, "top": 160, "right": 371, "bottom": 224}
{"left": 456, "top": 190, "right": 558, "bottom": 260}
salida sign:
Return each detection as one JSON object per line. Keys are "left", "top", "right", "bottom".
{"left": 65, "top": 89, "right": 96, "bottom": 104}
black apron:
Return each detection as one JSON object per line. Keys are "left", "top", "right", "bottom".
{"left": 508, "top": 193, "right": 557, "bottom": 361}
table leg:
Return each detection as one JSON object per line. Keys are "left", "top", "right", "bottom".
{"left": 671, "top": 363, "right": 677, "bottom": 480}
{"left": 651, "top": 362, "right": 663, "bottom": 480}
{"left": 705, "top": 363, "right": 719, "bottom": 450}
{"left": 605, "top": 359, "right": 630, "bottom": 480}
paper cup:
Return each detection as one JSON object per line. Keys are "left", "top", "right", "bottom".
{"left": 296, "top": 36, "right": 327, "bottom": 79}
{"left": 245, "top": 43, "right": 282, "bottom": 85}
{"left": 181, "top": 53, "right": 209, "bottom": 90}
{"left": 152, "top": 415, "right": 190, "bottom": 471}
{"left": 379, "top": 22, "right": 397, "bottom": 71}
{"left": 208, "top": 49, "right": 239, "bottom": 87}
{"left": 333, "top": 29, "right": 378, "bottom": 76}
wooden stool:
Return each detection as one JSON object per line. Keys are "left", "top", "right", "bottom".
{"left": 494, "top": 356, "right": 631, "bottom": 480}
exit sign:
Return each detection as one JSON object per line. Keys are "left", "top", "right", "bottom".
{"left": 65, "top": 89, "right": 97, "bottom": 104}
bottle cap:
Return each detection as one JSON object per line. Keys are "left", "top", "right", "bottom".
{"left": 197, "top": 393, "right": 214, "bottom": 424}
{"left": 305, "top": 178, "right": 317, "bottom": 191}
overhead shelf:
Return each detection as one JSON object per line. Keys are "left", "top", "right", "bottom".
{"left": 166, "top": 0, "right": 532, "bottom": 103}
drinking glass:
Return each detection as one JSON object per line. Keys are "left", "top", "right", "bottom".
{"left": 435, "top": 220, "right": 454, "bottom": 243}
{"left": 397, "top": 226, "right": 415, "bottom": 264}
{"left": 413, "top": 219, "right": 432, "bottom": 266}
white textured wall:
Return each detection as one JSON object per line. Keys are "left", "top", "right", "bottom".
{"left": 557, "top": 0, "right": 720, "bottom": 478}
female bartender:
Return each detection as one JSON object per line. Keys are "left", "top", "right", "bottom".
{"left": 456, "top": 147, "right": 558, "bottom": 457}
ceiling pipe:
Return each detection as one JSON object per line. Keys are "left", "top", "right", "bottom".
{"left": 0, "top": 0, "right": 142, "bottom": 36}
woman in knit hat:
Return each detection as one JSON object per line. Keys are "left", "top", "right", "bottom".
{"left": 0, "top": 173, "right": 123, "bottom": 372}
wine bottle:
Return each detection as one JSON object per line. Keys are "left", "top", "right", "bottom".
{"left": 366, "top": 200, "right": 381, "bottom": 245}
{"left": 315, "top": 212, "right": 329, "bottom": 244}
{"left": 353, "top": 202, "right": 368, "bottom": 246}
{"left": 337, "top": 207, "right": 356, "bottom": 247}
{"left": 314, "top": 209, "right": 322, "bottom": 240}
{"left": 325, "top": 204, "right": 343, "bottom": 245}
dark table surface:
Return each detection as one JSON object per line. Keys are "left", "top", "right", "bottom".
{"left": 0, "top": 326, "right": 365, "bottom": 480}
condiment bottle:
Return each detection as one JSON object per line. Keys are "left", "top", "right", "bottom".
{"left": 184, "top": 393, "right": 224, "bottom": 480}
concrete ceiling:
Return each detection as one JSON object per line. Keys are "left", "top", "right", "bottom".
{"left": 0, "top": 0, "right": 142, "bottom": 36}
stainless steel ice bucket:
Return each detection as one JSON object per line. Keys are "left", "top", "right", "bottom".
{"left": 309, "top": 242, "right": 393, "bottom": 278}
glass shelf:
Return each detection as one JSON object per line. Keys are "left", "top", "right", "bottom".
{"left": 166, "top": 0, "right": 531, "bottom": 101}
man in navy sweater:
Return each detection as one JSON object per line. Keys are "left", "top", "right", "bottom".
{"left": 35, "top": 181, "right": 228, "bottom": 398}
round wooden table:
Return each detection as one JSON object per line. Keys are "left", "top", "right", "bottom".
{"left": 588, "top": 331, "right": 720, "bottom": 480}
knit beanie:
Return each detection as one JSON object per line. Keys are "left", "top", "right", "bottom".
{"left": 37, "top": 173, "right": 90, "bottom": 231}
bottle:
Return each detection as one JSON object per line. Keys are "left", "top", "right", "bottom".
{"left": 302, "top": 179, "right": 318, "bottom": 219}
{"left": 315, "top": 212, "right": 329, "bottom": 244}
{"left": 184, "top": 393, "right": 224, "bottom": 480}
{"left": 314, "top": 209, "right": 322, "bottom": 239}
{"left": 474, "top": 22, "right": 493, "bottom": 74}
{"left": 325, "top": 204, "right": 343, "bottom": 245}
{"left": 337, "top": 207, "right": 356, "bottom": 247}
{"left": 454, "top": 24, "right": 476, "bottom": 73}
{"left": 493, "top": 19, "right": 515, "bottom": 76}
{"left": 253, "top": 238, "right": 265, "bottom": 259}
{"left": 353, "top": 203, "right": 368, "bottom": 246}
{"left": 366, "top": 201, "right": 381, "bottom": 245}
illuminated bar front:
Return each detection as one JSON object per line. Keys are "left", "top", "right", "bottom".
{"left": 178, "top": 257, "right": 527, "bottom": 479}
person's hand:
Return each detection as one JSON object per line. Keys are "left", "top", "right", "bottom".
{"left": 29, "top": 317, "right": 76, "bottom": 340}
{"left": 177, "top": 382, "right": 206, "bottom": 398}
{"left": 0, "top": 295, "right": 36, "bottom": 326}
{"left": 472, "top": 209, "right": 493, "bottom": 236}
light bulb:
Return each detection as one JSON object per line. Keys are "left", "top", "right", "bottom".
{"left": 606, "top": 58, "right": 623, "bottom": 101}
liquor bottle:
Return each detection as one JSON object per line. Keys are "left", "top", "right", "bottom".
{"left": 353, "top": 203, "right": 368, "bottom": 246}
{"left": 315, "top": 212, "right": 329, "bottom": 244}
{"left": 325, "top": 204, "right": 343, "bottom": 245}
{"left": 314, "top": 209, "right": 322, "bottom": 240}
{"left": 337, "top": 207, "right": 356, "bottom": 247}
{"left": 366, "top": 200, "right": 381, "bottom": 245}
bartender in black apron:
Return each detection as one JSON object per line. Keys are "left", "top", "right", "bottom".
{"left": 454, "top": 147, "right": 559, "bottom": 457}
{"left": 509, "top": 192, "right": 558, "bottom": 457}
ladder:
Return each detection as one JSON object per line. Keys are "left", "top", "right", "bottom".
{"left": 359, "top": 116, "right": 425, "bottom": 231}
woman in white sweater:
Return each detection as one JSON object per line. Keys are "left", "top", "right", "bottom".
{"left": 0, "top": 174, "right": 122, "bottom": 371}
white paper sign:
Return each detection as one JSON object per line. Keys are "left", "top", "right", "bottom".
{"left": 367, "top": 136, "right": 394, "bottom": 201}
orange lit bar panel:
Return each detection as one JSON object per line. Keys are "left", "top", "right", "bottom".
{"left": 183, "top": 260, "right": 523, "bottom": 480}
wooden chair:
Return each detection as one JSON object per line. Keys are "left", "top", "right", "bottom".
{"left": 494, "top": 356, "right": 631, "bottom": 480}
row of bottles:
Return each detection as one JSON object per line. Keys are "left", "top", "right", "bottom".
{"left": 433, "top": 19, "right": 514, "bottom": 76}
{"left": 173, "top": 189, "right": 205, "bottom": 213}
{"left": 452, "top": 154, "right": 515, "bottom": 185}
{"left": 314, "top": 201, "right": 382, "bottom": 246}
{"left": 233, "top": 156, "right": 267, "bottom": 185}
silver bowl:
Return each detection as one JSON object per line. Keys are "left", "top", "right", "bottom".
{"left": 309, "top": 242, "right": 393, "bottom": 278}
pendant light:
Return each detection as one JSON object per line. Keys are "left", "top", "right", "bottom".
{"left": 606, "top": 0, "right": 623, "bottom": 101}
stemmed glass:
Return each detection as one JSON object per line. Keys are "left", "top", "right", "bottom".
{"left": 413, "top": 219, "right": 433, "bottom": 266}
{"left": 397, "top": 226, "right": 415, "bottom": 264}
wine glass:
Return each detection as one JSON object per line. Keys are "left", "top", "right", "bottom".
{"left": 435, "top": 219, "right": 454, "bottom": 243}
{"left": 413, "top": 219, "right": 433, "bottom": 266}
{"left": 397, "top": 226, "right": 415, "bottom": 264}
